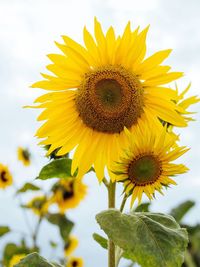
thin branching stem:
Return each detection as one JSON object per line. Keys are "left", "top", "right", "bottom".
{"left": 108, "top": 181, "right": 116, "bottom": 267}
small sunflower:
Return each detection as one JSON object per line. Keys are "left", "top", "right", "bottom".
{"left": 174, "top": 83, "right": 200, "bottom": 123}
{"left": 113, "top": 121, "right": 189, "bottom": 207}
{"left": 17, "top": 147, "right": 31, "bottom": 166}
{"left": 51, "top": 178, "right": 87, "bottom": 213}
{"left": 0, "top": 163, "right": 13, "bottom": 189}
{"left": 64, "top": 236, "right": 78, "bottom": 256}
{"left": 27, "top": 195, "right": 49, "bottom": 216}
{"left": 66, "top": 257, "right": 84, "bottom": 267}
{"left": 9, "top": 254, "right": 26, "bottom": 267}
{"left": 32, "top": 18, "right": 186, "bottom": 181}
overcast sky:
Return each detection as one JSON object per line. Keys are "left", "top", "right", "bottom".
{"left": 0, "top": 0, "right": 200, "bottom": 266}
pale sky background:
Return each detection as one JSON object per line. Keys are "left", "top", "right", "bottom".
{"left": 0, "top": 0, "right": 200, "bottom": 266}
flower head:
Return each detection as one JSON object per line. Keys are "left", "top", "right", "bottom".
{"left": 32, "top": 18, "right": 186, "bottom": 181}
{"left": 66, "top": 257, "right": 83, "bottom": 267}
{"left": 51, "top": 178, "right": 87, "bottom": 213}
{"left": 64, "top": 236, "right": 78, "bottom": 256}
{"left": 0, "top": 163, "right": 13, "bottom": 189}
{"left": 112, "top": 121, "right": 189, "bottom": 207}
{"left": 27, "top": 195, "right": 49, "bottom": 216}
{"left": 17, "top": 147, "right": 31, "bottom": 166}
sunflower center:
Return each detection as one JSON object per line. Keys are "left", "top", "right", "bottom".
{"left": 64, "top": 240, "right": 71, "bottom": 250}
{"left": 75, "top": 65, "right": 144, "bottom": 133}
{"left": 63, "top": 190, "right": 74, "bottom": 200}
{"left": 0, "top": 171, "right": 8, "bottom": 182}
{"left": 62, "top": 182, "right": 74, "bottom": 200}
{"left": 72, "top": 261, "right": 78, "bottom": 267}
{"left": 128, "top": 155, "right": 162, "bottom": 185}
{"left": 22, "top": 149, "right": 30, "bottom": 161}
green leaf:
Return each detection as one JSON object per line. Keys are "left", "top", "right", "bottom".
{"left": 135, "top": 202, "right": 151, "bottom": 212}
{"left": 46, "top": 213, "right": 74, "bottom": 241}
{"left": 93, "top": 233, "right": 108, "bottom": 249}
{"left": 0, "top": 226, "right": 10, "bottom": 237}
{"left": 16, "top": 183, "right": 40, "bottom": 194}
{"left": 96, "top": 209, "right": 188, "bottom": 267}
{"left": 14, "top": 252, "right": 63, "bottom": 267}
{"left": 37, "top": 158, "right": 72, "bottom": 180}
{"left": 170, "top": 200, "right": 195, "bottom": 223}
{"left": 49, "top": 241, "right": 57, "bottom": 248}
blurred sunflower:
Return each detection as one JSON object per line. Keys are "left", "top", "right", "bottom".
{"left": 113, "top": 121, "right": 189, "bottom": 207}
{"left": 51, "top": 178, "right": 87, "bottom": 213}
{"left": 17, "top": 147, "right": 31, "bottom": 166}
{"left": 32, "top": 18, "right": 186, "bottom": 181}
{"left": 64, "top": 236, "right": 78, "bottom": 256}
{"left": 27, "top": 195, "right": 49, "bottom": 216}
{"left": 0, "top": 163, "right": 13, "bottom": 189}
{"left": 66, "top": 257, "right": 83, "bottom": 267}
{"left": 9, "top": 254, "right": 25, "bottom": 267}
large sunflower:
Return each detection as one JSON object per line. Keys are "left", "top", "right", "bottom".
{"left": 112, "top": 121, "right": 189, "bottom": 207}
{"left": 0, "top": 163, "right": 13, "bottom": 189}
{"left": 32, "top": 18, "right": 186, "bottom": 181}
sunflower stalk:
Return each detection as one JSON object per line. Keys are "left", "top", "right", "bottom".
{"left": 184, "top": 250, "right": 196, "bottom": 267}
{"left": 108, "top": 181, "right": 116, "bottom": 267}
{"left": 32, "top": 216, "right": 42, "bottom": 248}
{"left": 120, "top": 194, "right": 128, "bottom": 212}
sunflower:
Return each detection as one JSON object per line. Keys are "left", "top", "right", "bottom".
{"left": 9, "top": 254, "right": 26, "bottom": 267}
{"left": 27, "top": 195, "right": 49, "bottom": 216}
{"left": 32, "top": 18, "right": 186, "bottom": 181}
{"left": 51, "top": 178, "right": 87, "bottom": 213}
{"left": 112, "top": 120, "right": 189, "bottom": 207}
{"left": 64, "top": 236, "right": 78, "bottom": 256}
{"left": 66, "top": 257, "right": 84, "bottom": 267}
{"left": 174, "top": 83, "right": 200, "bottom": 123}
{"left": 17, "top": 147, "right": 31, "bottom": 166}
{"left": 0, "top": 163, "right": 13, "bottom": 189}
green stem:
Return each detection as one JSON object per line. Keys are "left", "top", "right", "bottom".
{"left": 13, "top": 182, "right": 33, "bottom": 235}
{"left": 108, "top": 181, "right": 116, "bottom": 267}
{"left": 32, "top": 216, "right": 42, "bottom": 248}
{"left": 120, "top": 194, "right": 128, "bottom": 213}
{"left": 184, "top": 250, "right": 196, "bottom": 267}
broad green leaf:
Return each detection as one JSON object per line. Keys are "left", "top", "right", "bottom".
{"left": 170, "top": 200, "right": 195, "bottom": 223}
{"left": 135, "top": 202, "right": 151, "bottom": 212}
{"left": 96, "top": 209, "right": 188, "bottom": 267}
{"left": 15, "top": 252, "right": 62, "bottom": 267}
{"left": 37, "top": 158, "right": 72, "bottom": 180}
{"left": 16, "top": 183, "right": 40, "bottom": 194}
{"left": 0, "top": 226, "right": 10, "bottom": 237}
{"left": 46, "top": 213, "right": 74, "bottom": 241}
